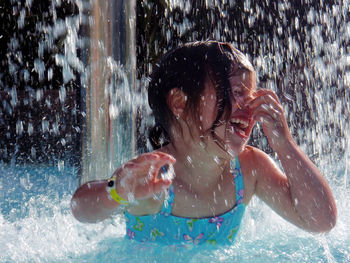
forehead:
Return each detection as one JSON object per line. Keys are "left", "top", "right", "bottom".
{"left": 204, "top": 69, "right": 256, "bottom": 95}
{"left": 229, "top": 70, "right": 255, "bottom": 88}
{"left": 229, "top": 69, "right": 252, "bottom": 81}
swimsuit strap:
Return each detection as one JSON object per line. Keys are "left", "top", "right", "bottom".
{"left": 231, "top": 157, "right": 244, "bottom": 205}
{"left": 160, "top": 184, "right": 174, "bottom": 214}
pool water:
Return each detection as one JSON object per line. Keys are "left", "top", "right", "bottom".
{"left": 0, "top": 159, "right": 349, "bottom": 263}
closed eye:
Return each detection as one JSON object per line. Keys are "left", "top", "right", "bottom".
{"left": 232, "top": 90, "right": 243, "bottom": 96}
{"left": 232, "top": 86, "right": 243, "bottom": 97}
{"left": 232, "top": 82, "right": 252, "bottom": 98}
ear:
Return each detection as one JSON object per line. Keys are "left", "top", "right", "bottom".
{"left": 167, "top": 88, "right": 187, "bottom": 119}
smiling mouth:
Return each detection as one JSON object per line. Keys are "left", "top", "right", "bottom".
{"left": 229, "top": 118, "right": 251, "bottom": 138}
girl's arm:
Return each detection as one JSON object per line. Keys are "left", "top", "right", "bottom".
{"left": 71, "top": 152, "right": 175, "bottom": 223}
{"left": 71, "top": 179, "right": 121, "bottom": 223}
{"left": 249, "top": 90, "right": 337, "bottom": 232}
{"left": 251, "top": 146, "right": 336, "bottom": 232}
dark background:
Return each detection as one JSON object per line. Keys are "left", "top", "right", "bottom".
{"left": 0, "top": 0, "right": 347, "bottom": 165}
{"left": 0, "top": 0, "right": 81, "bottom": 164}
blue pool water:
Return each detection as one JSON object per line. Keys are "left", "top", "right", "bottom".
{"left": 1, "top": 159, "right": 349, "bottom": 263}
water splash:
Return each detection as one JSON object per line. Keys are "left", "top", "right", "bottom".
{"left": 0, "top": 0, "right": 349, "bottom": 262}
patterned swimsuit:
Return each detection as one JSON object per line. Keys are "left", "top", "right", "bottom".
{"left": 124, "top": 157, "right": 246, "bottom": 246}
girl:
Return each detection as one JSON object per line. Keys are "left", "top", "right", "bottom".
{"left": 71, "top": 41, "right": 336, "bottom": 246}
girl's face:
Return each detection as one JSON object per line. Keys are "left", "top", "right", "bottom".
{"left": 199, "top": 70, "right": 256, "bottom": 156}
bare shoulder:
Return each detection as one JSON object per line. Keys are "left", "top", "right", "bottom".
{"left": 241, "top": 145, "right": 287, "bottom": 188}
{"left": 238, "top": 146, "right": 281, "bottom": 203}
{"left": 239, "top": 145, "right": 263, "bottom": 171}
{"left": 238, "top": 146, "right": 260, "bottom": 203}
{"left": 240, "top": 145, "right": 278, "bottom": 169}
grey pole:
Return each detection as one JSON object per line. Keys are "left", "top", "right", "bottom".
{"left": 80, "top": 0, "right": 136, "bottom": 185}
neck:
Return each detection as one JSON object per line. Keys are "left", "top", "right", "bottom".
{"left": 163, "top": 139, "right": 230, "bottom": 193}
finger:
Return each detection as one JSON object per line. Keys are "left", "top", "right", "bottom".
{"left": 142, "top": 151, "right": 175, "bottom": 169}
{"left": 121, "top": 161, "right": 141, "bottom": 170}
{"left": 252, "top": 103, "right": 282, "bottom": 122}
{"left": 126, "top": 153, "right": 173, "bottom": 173}
{"left": 252, "top": 90, "right": 282, "bottom": 108}
{"left": 249, "top": 96, "right": 282, "bottom": 119}
{"left": 268, "top": 92, "right": 280, "bottom": 103}
{"left": 133, "top": 152, "right": 176, "bottom": 166}
{"left": 249, "top": 92, "right": 278, "bottom": 108}
{"left": 253, "top": 89, "right": 280, "bottom": 102}
{"left": 149, "top": 161, "right": 175, "bottom": 183}
{"left": 151, "top": 179, "right": 173, "bottom": 193}
{"left": 115, "top": 152, "right": 176, "bottom": 188}
{"left": 132, "top": 152, "right": 162, "bottom": 163}
{"left": 254, "top": 112, "right": 275, "bottom": 124}
{"left": 153, "top": 151, "right": 176, "bottom": 162}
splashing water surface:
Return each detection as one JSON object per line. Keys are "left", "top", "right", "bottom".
{"left": 0, "top": 0, "right": 349, "bottom": 262}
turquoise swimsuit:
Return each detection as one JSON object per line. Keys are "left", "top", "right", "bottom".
{"left": 124, "top": 157, "right": 246, "bottom": 246}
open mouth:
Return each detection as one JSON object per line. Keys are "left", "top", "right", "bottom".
{"left": 229, "top": 117, "right": 251, "bottom": 138}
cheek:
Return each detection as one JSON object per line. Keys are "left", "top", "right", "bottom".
{"left": 214, "top": 124, "right": 226, "bottom": 137}
{"left": 234, "top": 97, "right": 245, "bottom": 108}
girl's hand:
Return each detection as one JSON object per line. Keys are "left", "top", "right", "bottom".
{"left": 248, "top": 89, "right": 293, "bottom": 151}
{"left": 113, "top": 152, "right": 176, "bottom": 202}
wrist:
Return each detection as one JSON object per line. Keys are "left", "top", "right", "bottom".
{"left": 106, "top": 175, "right": 129, "bottom": 206}
{"left": 273, "top": 137, "right": 299, "bottom": 157}
{"left": 269, "top": 130, "right": 294, "bottom": 150}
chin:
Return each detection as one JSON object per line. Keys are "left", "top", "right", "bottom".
{"left": 212, "top": 121, "right": 253, "bottom": 157}
{"left": 224, "top": 142, "right": 246, "bottom": 157}
{"left": 224, "top": 130, "right": 252, "bottom": 157}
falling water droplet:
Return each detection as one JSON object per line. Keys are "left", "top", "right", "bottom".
{"left": 213, "top": 156, "right": 220, "bottom": 164}
{"left": 186, "top": 155, "right": 193, "bottom": 164}
{"left": 16, "top": 120, "right": 23, "bottom": 136}
{"left": 160, "top": 164, "right": 175, "bottom": 181}
{"left": 227, "top": 148, "right": 235, "bottom": 158}
{"left": 127, "top": 192, "right": 136, "bottom": 204}
{"left": 71, "top": 200, "right": 77, "bottom": 209}
{"left": 27, "top": 122, "right": 34, "bottom": 136}
{"left": 272, "top": 130, "right": 280, "bottom": 137}
{"left": 59, "top": 86, "right": 66, "bottom": 103}
{"left": 30, "top": 147, "right": 36, "bottom": 159}
{"left": 58, "top": 160, "right": 65, "bottom": 171}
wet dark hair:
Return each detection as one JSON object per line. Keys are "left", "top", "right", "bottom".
{"left": 148, "top": 40, "right": 254, "bottom": 149}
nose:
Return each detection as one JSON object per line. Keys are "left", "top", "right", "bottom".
{"left": 234, "top": 96, "right": 248, "bottom": 110}
{"left": 235, "top": 100, "right": 243, "bottom": 110}
{"left": 233, "top": 93, "right": 255, "bottom": 113}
